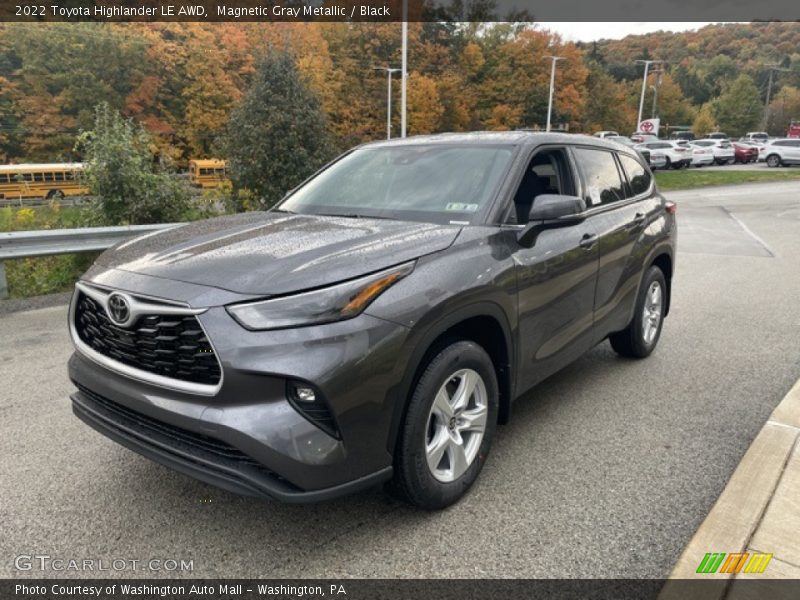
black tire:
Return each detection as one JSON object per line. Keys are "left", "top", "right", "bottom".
{"left": 46, "top": 189, "right": 64, "bottom": 200}
{"left": 663, "top": 157, "right": 672, "bottom": 170}
{"left": 609, "top": 266, "right": 667, "bottom": 359}
{"left": 766, "top": 154, "right": 781, "bottom": 168}
{"left": 391, "top": 340, "right": 499, "bottom": 509}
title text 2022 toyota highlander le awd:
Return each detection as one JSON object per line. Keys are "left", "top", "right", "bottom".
{"left": 68, "top": 132, "right": 676, "bottom": 509}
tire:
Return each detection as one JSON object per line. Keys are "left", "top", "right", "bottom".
{"left": 663, "top": 157, "right": 671, "bottom": 170}
{"left": 46, "top": 189, "right": 64, "bottom": 200}
{"left": 766, "top": 154, "right": 781, "bottom": 168}
{"left": 609, "top": 266, "right": 667, "bottom": 359}
{"left": 391, "top": 340, "right": 499, "bottom": 509}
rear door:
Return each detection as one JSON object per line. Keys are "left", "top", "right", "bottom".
{"left": 788, "top": 140, "right": 800, "bottom": 163}
{"left": 572, "top": 147, "right": 660, "bottom": 342}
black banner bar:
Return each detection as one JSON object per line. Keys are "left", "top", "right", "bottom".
{"left": 1, "top": 0, "right": 799, "bottom": 22}
{"left": 4, "top": 579, "right": 800, "bottom": 600}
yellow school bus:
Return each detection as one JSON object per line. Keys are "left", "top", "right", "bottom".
{"left": 189, "top": 159, "right": 229, "bottom": 189}
{"left": 0, "top": 163, "right": 88, "bottom": 200}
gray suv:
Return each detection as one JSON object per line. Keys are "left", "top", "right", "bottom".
{"left": 68, "top": 132, "right": 676, "bottom": 509}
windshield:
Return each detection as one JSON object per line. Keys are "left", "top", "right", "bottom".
{"left": 278, "top": 145, "right": 515, "bottom": 224}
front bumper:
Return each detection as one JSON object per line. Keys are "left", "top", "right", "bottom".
{"left": 71, "top": 384, "right": 391, "bottom": 502}
{"left": 68, "top": 273, "right": 413, "bottom": 500}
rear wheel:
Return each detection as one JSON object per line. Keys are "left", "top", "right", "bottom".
{"left": 766, "top": 154, "right": 782, "bottom": 168}
{"left": 663, "top": 157, "right": 672, "bottom": 170}
{"left": 46, "top": 189, "right": 64, "bottom": 200}
{"left": 609, "top": 266, "right": 666, "bottom": 359}
{"left": 391, "top": 340, "right": 498, "bottom": 509}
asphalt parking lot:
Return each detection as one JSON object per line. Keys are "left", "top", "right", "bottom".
{"left": 2, "top": 181, "right": 800, "bottom": 579}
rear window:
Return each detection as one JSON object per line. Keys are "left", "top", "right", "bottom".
{"left": 574, "top": 148, "right": 625, "bottom": 206}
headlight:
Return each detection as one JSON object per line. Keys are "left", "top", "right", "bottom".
{"left": 227, "top": 261, "right": 415, "bottom": 330}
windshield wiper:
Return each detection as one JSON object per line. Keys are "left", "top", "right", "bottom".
{"left": 315, "top": 212, "right": 394, "bottom": 220}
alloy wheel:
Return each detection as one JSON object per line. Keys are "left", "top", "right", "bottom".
{"left": 425, "top": 368, "right": 488, "bottom": 483}
{"left": 641, "top": 281, "right": 663, "bottom": 345}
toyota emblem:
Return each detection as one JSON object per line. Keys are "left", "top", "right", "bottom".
{"left": 107, "top": 293, "right": 131, "bottom": 326}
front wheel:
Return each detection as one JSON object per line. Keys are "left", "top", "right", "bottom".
{"left": 766, "top": 155, "right": 782, "bottom": 168}
{"left": 609, "top": 266, "right": 667, "bottom": 359}
{"left": 391, "top": 340, "right": 498, "bottom": 509}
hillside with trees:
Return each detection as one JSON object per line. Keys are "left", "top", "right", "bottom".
{"left": 1, "top": 21, "right": 799, "bottom": 166}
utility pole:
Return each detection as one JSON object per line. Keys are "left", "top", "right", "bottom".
{"left": 763, "top": 63, "right": 790, "bottom": 130}
{"left": 636, "top": 60, "right": 664, "bottom": 131}
{"left": 400, "top": 0, "right": 408, "bottom": 138}
{"left": 650, "top": 69, "right": 663, "bottom": 119}
{"left": 374, "top": 67, "right": 401, "bottom": 139}
{"left": 544, "top": 55, "right": 564, "bottom": 132}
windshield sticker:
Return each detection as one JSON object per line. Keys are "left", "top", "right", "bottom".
{"left": 445, "top": 203, "right": 479, "bottom": 212}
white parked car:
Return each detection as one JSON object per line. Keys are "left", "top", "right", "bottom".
{"left": 762, "top": 139, "right": 800, "bottom": 167}
{"left": 742, "top": 132, "right": 769, "bottom": 143}
{"left": 691, "top": 140, "right": 735, "bottom": 165}
{"left": 593, "top": 131, "right": 620, "bottom": 139}
{"left": 648, "top": 151, "right": 668, "bottom": 170}
{"left": 682, "top": 142, "right": 714, "bottom": 167}
{"left": 635, "top": 141, "right": 692, "bottom": 169}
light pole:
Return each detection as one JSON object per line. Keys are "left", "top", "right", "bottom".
{"left": 636, "top": 60, "right": 663, "bottom": 131}
{"left": 763, "top": 63, "right": 790, "bottom": 130}
{"left": 374, "top": 67, "right": 401, "bottom": 139}
{"left": 544, "top": 55, "right": 564, "bottom": 132}
{"left": 400, "top": 0, "right": 408, "bottom": 138}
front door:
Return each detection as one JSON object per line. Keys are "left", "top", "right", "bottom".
{"left": 511, "top": 147, "right": 600, "bottom": 393}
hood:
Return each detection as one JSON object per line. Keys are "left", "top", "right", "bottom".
{"left": 94, "top": 212, "right": 461, "bottom": 295}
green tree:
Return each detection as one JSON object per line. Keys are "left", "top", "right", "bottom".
{"left": 76, "top": 103, "right": 190, "bottom": 225}
{"left": 711, "top": 75, "right": 764, "bottom": 136}
{"left": 223, "top": 50, "right": 331, "bottom": 209}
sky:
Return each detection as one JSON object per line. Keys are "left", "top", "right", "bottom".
{"left": 537, "top": 22, "right": 727, "bottom": 42}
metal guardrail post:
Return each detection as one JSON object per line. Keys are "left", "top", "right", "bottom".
{"left": 0, "top": 261, "right": 7, "bottom": 300}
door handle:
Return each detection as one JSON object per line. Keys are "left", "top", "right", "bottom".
{"left": 633, "top": 212, "right": 647, "bottom": 225}
{"left": 579, "top": 233, "right": 597, "bottom": 249}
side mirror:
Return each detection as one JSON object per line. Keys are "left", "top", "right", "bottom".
{"left": 518, "top": 194, "right": 587, "bottom": 248}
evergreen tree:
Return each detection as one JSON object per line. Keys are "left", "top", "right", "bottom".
{"left": 223, "top": 50, "right": 332, "bottom": 209}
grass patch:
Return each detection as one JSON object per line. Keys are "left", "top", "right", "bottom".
{"left": 655, "top": 168, "right": 800, "bottom": 191}
{"left": 1, "top": 203, "right": 97, "bottom": 298}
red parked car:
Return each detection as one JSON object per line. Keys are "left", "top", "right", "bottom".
{"left": 733, "top": 142, "right": 759, "bottom": 164}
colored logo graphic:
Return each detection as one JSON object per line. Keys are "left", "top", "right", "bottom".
{"left": 696, "top": 552, "right": 773, "bottom": 574}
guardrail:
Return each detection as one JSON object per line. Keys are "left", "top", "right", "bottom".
{"left": 0, "top": 223, "right": 181, "bottom": 299}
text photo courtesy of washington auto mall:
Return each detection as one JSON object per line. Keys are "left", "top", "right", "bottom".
{"left": 2, "top": 0, "right": 800, "bottom": 599}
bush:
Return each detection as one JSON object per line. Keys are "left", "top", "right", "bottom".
{"left": 76, "top": 103, "right": 192, "bottom": 225}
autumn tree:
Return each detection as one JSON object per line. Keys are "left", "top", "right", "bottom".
{"left": 582, "top": 67, "right": 636, "bottom": 133}
{"left": 766, "top": 86, "right": 800, "bottom": 135}
{"left": 712, "top": 75, "right": 764, "bottom": 136}
{"left": 692, "top": 104, "right": 716, "bottom": 137}
{"left": 223, "top": 50, "right": 332, "bottom": 209}
{"left": 77, "top": 103, "right": 190, "bottom": 225}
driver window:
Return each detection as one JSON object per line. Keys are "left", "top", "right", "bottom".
{"left": 509, "top": 148, "right": 576, "bottom": 225}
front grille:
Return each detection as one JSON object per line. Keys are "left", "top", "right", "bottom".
{"left": 74, "top": 291, "right": 221, "bottom": 386}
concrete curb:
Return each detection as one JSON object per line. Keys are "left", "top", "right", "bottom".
{"left": 660, "top": 378, "right": 800, "bottom": 599}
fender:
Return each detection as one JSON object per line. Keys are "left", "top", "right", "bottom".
{"left": 385, "top": 300, "right": 516, "bottom": 454}
{"left": 628, "top": 240, "right": 675, "bottom": 324}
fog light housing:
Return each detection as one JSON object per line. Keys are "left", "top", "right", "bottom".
{"left": 287, "top": 380, "right": 338, "bottom": 438}
{"left": 294, "top": 386, "right": 316, "bottom": 403}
